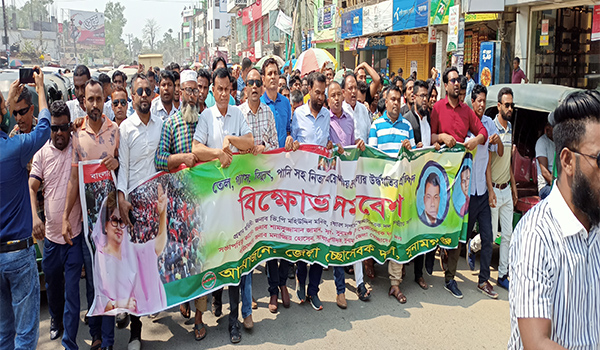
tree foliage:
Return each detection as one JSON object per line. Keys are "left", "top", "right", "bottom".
{"left": 143, "top": 18, "right": 160, "bottom": 52}
{"left": 104, "top": 1, "right": 129, "bottom": 65}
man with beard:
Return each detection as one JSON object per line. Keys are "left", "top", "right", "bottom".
{"left": 430, "top": 66, "right": 488, "bottom": 299}
{"left": 461, "top": 84, "right": 503, "bottom": 299}
{"left": 327, "top": 81, "right": 369, "bottom": 309}
{"left": 355, "top": 62, "right": 382, "bottom": 106}
{"left": 342, "top": 73, "right": 371, "bottom": 144}
{"left": 368, "top": 84, "right": 414, "bottom": 304}
{"left": 488, "top": 87, "right": 517, "bottom": 291}
{"left": 399, "top": 78, "right": 414, "bottom": 116}
{"left": 66, "top": 65, "right": 113, "bottom": 121}
{"left": 62, "top": 79, "right": 119, "bottom": 350}
{"left": 192, "top": 68, "right": 253, "bottom": 344}
{"left": 29, "top": 101, "right": 82, "bottom": 349}
{"left": 150, "top": 70, "right": 178, "bottom": 121}
{"left": 116, "top": 74, "right": 163, "bottom": 350}
{"left": 155, "top": 70, "right": 208, "bottom": 342}
{"left": 508, "top": 90, "right": 600, "bottom": 350}
{"left": 288, "top": 72, "right": 329, "bottom": 311}
{"left": 237, "top": 67, "right": 279, "bottom": 328}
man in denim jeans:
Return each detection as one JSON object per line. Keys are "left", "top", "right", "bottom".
{"left": 0, "top": 67, "right": 50, "bottom": 350}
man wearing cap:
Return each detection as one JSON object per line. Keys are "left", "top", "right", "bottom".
{"left": 155, "top": 69, "right": 208, "bottom": 342}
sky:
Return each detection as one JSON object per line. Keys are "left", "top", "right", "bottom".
{"left": 52, "top": 0, "right": 194, "bottom": 41}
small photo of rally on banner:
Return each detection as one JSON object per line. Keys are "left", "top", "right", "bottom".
{"left": 80, "top": 145, "right": 473, "bottom": 317}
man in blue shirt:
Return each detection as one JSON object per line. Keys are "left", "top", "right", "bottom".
{"left": 0, "top": 67, "right": 50, "bottom": 350}
{"left": 237, "top": 57, "right": 252, "bottom": 92}
{"left": 287, "top": 72, "right": 329, "bottom": 311}
{"left": 259, "top": 57, "right": 296, "bottom": 314}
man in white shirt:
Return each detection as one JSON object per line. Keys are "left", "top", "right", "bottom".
{"left": 341, "top": 73, "right": 371, "bottom": 143}
{"left": 535, "top": 121, "right": 555, "bottom": 199}
{"left": 116, "top": 73, "right": 163, "bottom": 350}
{"left": 191, "top": 67, "right": 253, "bottom": 344}
{"left": 66, "top": 65, "right": 112, "bottom": 122}
{"left": 150, "top": 70, "right": 179, "bottom": 121}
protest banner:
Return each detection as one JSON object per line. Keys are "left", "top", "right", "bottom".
{"left": 82, "top": 145, "right": 473, "bottom": 316}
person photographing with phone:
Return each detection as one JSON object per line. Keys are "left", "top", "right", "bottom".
{"left": 7, "top": 67, "right": 40, "bottom": 138}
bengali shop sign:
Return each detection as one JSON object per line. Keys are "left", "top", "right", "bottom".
{"left": 82, "top": 146, "right": 473, "bottom": 317}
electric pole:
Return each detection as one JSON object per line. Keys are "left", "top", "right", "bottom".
{"left": 2, "top": 0, "right": 9, "bottom": 61}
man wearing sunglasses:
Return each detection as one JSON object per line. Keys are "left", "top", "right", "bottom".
{"left": 117, "top": 73, "right": 164, "bottom": 350}
{"left": 62, "top": 78, "right": 119, "bottom": 350}
{"left": 0, "top": 65, "right": 49, "bottom": 350}
{"left": 509, "top": 90, "right": 600, "bottom": 350}
{"left": 7, "top": 82, "right": 36, "bottom": 137}
{"left": 110, "top": 86, "right": 129, "bottom": 127}
{"left": 489, "top": 87, "right": 517, "bottom": 291}
{"left": 192, "top": 67, "right": 254, "bottom": 344}
{"left": 150, "top": 70, "right": 178, "bottom": 121}
{"left": 430, "top": 66, "right": 488, "bottom": 299}
{"left": 239, "top": 67, "right": 280, "bottom": 320}
{"left": 29, "top": 101, "right": 82, "bottom": 350}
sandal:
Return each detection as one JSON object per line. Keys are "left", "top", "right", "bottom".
{"left": 194, "top": 322, "right": 207, "bottom": 341}
{"left": 90, "top": 335, "right": 102, "bottom": 350}
{"left": 388, "top": 286, "right": 407, "bottom": 304}
{"left": 357, "top": 282, "right": 371, "bottom": 301}
{"left": 180, "top": 302, "right": 191, "bottom": 319}
{"left": 364, "top": 259, "right": 375, "bottom": 279}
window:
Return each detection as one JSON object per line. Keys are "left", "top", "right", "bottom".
{"left": 214, "top": 0, "right": 219, "bottom": 8}
{"left": 208, "top": 20, "right": 212, "bottom": 30}
{"left": 215, "top": 19, "right": 220, "bottom": 29}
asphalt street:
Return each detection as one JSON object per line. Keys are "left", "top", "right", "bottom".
{"left": 38, "top": 248, "right": 510, "bottom": 350}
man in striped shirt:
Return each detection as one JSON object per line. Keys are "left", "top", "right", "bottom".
{"left": 368, "top": 84, "right": 414, "bottom": 304}
{"left": 509, "top": 90, "right": 600, "bottom": 350}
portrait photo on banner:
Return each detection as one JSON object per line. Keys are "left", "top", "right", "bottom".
{"left": 451, "top": 153, "right": 473, "bottom": 218}
{"left": 415, "top": 160, "right": 450, "bottom": 227}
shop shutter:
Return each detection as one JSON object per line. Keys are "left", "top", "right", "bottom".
{"left": 388, "top": 46, "right": 406, "bottom": 78}
{"left": 388, "top": 44, "right": 431, "bottom": 81}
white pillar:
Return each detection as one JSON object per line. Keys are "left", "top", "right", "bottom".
{"left": 515, "top": 6, "right": 530, "bottom": 75}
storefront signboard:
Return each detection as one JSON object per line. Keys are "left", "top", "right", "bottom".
{"left": 430, "top": 0, "right": 453, "bottom": 25}
{"left": 341, "top": 8, "right": 363, "bottom": 39}
{"left": 385, "top": 33, "right": 428, "bottom": 46}
{"left": 593, "top": 5, "right": 600, "bottom": 41}
{"left": 479, "top": 41, "right": 494, "bottom": 87}
{"left": 541, "top": 19, "right": 549, "bottom": 36}
{"left": 428, "top": 26, "right": 437, "bottom": 43}
{"left": 363, "top": 0, "right": 393, "bottom": 36}
{"left": 392, "top": 0, "right": 429, "bottom": 32}
{"left": 358, "top": 37, "right": 369, "bottom": 49}
{"left": 447, "top": 5, "right": 459, "bottom": 52}
{"left": 540, "top": 35, "right": 549, "bottom": 46}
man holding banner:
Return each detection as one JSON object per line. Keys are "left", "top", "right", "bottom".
{"left": 192, "top": 67, "right": 254, "bottom": 343}
{"left": 430, "top": 67, "right": 488, "bottom": 299}
{"left": 62, "top": 78, "right": 120, "bottom": 350}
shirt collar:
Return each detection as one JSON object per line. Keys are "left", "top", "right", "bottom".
{"left": 49, "top": 138, "right": 72, "bottom": 151}
{"left": 547, "top": 183, "right": 588, "bottom": 238}
{"left": 444, "top": 96, "right": 465, "bottom": 110}
{"left": 330, "top": 108, "right": 349, "bottom": 120}
{"left": 382, "top": 111, "right": 404, "bottom": 126}
{"left": 262, "top": 92, "right": 281, "bottom": 104}
{"left": 81, "top": 115, "right": 109, "bottom": 135}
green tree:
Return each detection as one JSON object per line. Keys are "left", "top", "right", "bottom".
{"left": 104, "top": 1, "right": 128, "bottom": 65}
{"left": 157, "top": 29, "right": 180, "bottom": 64}
{"left": 143, "top": 18, "right": 160, "bottom": 52}
{"left": 17, "top": 0, "right": 53, "bottom": 29}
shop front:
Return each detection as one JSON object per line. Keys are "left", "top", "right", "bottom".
{"left": 386, "top": 33, "right": 433, "bottom": 81}
{"left": 357, "top": 37, "right": 388, "bottom": 74}
{"left": 530, "top": 4, "right": 600, "bottom": 88}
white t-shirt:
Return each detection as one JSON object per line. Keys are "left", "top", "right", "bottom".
{"left": 535, "top": 133, "right": 555, "bottom": 191}
{"left": 193, "top": 105, "right": 252, "bottom": 151}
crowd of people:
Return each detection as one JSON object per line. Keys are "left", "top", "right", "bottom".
{"left": 0, "top": 51, "right": 599, "bottom": 350}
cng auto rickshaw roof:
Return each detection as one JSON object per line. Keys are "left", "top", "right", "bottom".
{"left": 485, "top": 83, "right": 583, "bottom": 114}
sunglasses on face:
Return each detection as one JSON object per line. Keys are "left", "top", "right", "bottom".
{"left": 246, "top": 79, "right": 262, "bottom": 87}
{"left": 448, "top": 78, "right": 460, "bottom": 84}
{"left": 50, "top": 123, "right": 71, "bottom": 132}
{"left": 183, "top": 87, "right": 200, "bottom": 96}
{"left": 112, "top": 99, "right": 127, "bottom": 107}
{"left": 136, "top": 87, "right": 153, "bottom": 97}
{"left": 503, "top": 102, "right": 515, "bottom": 109}
{"left": 13, "top": 106, "right": 30, "bottom": 116}
{"left": 109, "top": 215, "right": 127, "bottom": 229}
{"left": 570, "top": 149, "right": 600, "bottom": 169}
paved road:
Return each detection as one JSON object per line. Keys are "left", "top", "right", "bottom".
{"left": 38, "top": 249, "right": 510, "bottom": 350}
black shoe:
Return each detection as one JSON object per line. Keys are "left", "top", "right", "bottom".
{"left": 212, "top": 301, "right": 222, "bottom": 317}
{"left": 49, "top": 318, "right": 63, "bottom": 340}
{"left": 229, "top": 322, "right": 241, "bottom": 344}
{"left": 116, "top": 313, "right": 130, "bottom": 329}
{"left": 288, "top": 263, "right": 295, "bottom": 279}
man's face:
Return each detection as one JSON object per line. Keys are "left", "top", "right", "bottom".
{"left": 85, "top": 83, "right": 104, "bottom": 122}
{"left": 343, "top": 75, "right": 357, "bottom": 107}
{"left": 181, "top": 80, "right": 199, "bottom": 106}
{"left": 13, "top": 99, "right": 33, "bottom": 133}
{"left": 50, "top": 115, "right": 71, "bottom": 150}
{"left": 414, "top": 86, "right": 429, "bottom": 116}
{"left": 498, "top": 93, "right": 514, "bottom": 121}
{"left": 424, "top": 182, "right": 440, "bottom": 223}
{"left": 472, "top": 93, "right": 486, "bottom": 118}
{"left": 458, "top": 88, "right": 467, "bottom": 103}
{"left": 356, "top": 68, "right": 366, "bottom": 83}
{"left": 159, "top": 78, "right": 174, "bottom": 105}
{"left": 461, "top": 168, "right": 471, "bottom": 196}
{"left": 328, "top": 83, "right": 343, "bottom": 114}
{"left": 301, "top": 79, "right": 309, "bottom": 95}
{"left": 396, "top": 79, "right": 403, "bottom": 91}
{"left": 545, "top": 125, "right": 553, "bottom": 140}
{"left": 148, "top": 76, "right": 156, "bottom": 89}
{"left": 113, "top": 76, "right": 125, "bottom": 89}
{"left": 325, "top": 69, "right": 334, "bottom": 85}
{"left": 386, "top": 89, "right": 402, "bottom": 120}
{"left": 445, "top": 71, "right": 460, "bottom": 99}
{"left": 174, "top": 79, "right": 180, "bottom": 101}
{"left": 281, "top": 88, "right": 290, "bottom": 100}
{"left": 263, "top": 63, "right": 279, "bottom": 92}
{"left": 197, "top": 77, "right": 209, "bottom": 104}
{"left": 111, "top": 91, "right": 128, "bottom": 121}
{"left": 73, "top": 74, "right": 89, "bottom": 107}
{"left": 246, "top": 69, "right": 262, "bottom": 104}
{"left": 212, "top": 76, "right": 231, "bottom": 107}
{"left": 278, "top": 77, "right": 287, "bottom": 89}
{"left": 309, "top": 80, "right": 326, "bottom": 111}
{"left": 405, "top": 80, "right": 415, "bottom": 105}
{"left": 134, "top": 78, "right": 152, "bottom": 114}
{"left": 571, "top": 122, "right": 600, "bottom": 227}
{"left": 102, "top": 83, "right": 112, "bottom": 101}
{"left": 292, "top": 80, "right": 301, "bottom": 92}
{"left": 513, "top": 60, "right": 519, "bottom": 70}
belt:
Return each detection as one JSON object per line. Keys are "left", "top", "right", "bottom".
{"left": 492, "top": 182, "right": 510, "bottom": 190}
{"left": 0, "top": 237, "right": 34, "bottom": 253}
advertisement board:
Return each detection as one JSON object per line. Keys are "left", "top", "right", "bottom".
{"left": 479, "top": 41, "right": 495, "bottom": 87}
{"left": 392, "top": 0, "right": 428, "bottom": 32}
{"left": 363, "top": 0, "right": 393, "bottom": 36}
{"left": 68, "top": 9, "right": 105, "bottom": 46}
{"left": 341, "top": 8, "right": 363, "bottom": 39}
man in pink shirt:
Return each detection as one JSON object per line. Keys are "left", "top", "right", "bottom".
{"left": 29, "top": 100, "right": 82, "bottom": 349}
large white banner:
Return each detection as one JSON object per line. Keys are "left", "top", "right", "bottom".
{"left": 362, "top": 0, "right": 393, "bottom": 36}
{"left": 68, "top": 9, "right": 105, "bottom": 46}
